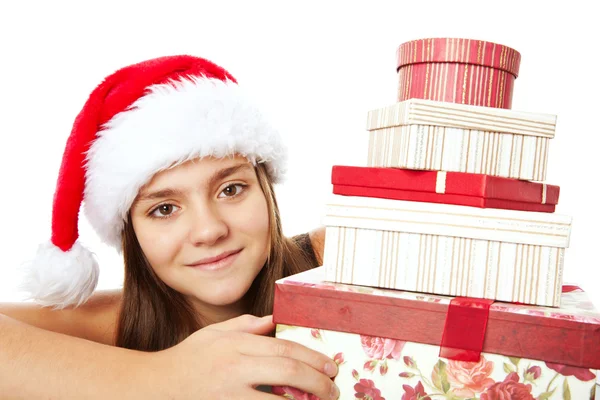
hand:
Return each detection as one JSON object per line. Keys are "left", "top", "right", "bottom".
{"left": 152, "top": 314, "right": 339, "bottom": 399}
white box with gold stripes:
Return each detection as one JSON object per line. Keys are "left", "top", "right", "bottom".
{"left": 366, "top": 99, "right": 556, "bottom": 181}
{"left": 322, "top": 194, "right": 572, "bottom": 307}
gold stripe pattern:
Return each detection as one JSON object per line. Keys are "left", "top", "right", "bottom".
{"left": 324, "top": 225, "right": 563, "bottom": 307}
{"left": 367, "top": 124, "right": 550, "bottom": 181}
{"left": 367, "top": 99, "right": 556, "bottom": 138}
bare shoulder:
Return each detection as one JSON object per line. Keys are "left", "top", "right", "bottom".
{"left": 308, "top": 226, "right": 326, "bottom": 266}
{"left": 0, "top": 289, "right": 122, "bottom": 345}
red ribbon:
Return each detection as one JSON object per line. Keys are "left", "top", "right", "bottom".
{"left": 562, "top": 285, "right": 582, "bottom": 293}
{"left": 440, "top": 297, "right": 495, "bottom": 362}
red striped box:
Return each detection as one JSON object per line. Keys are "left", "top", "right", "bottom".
{"left": 396, "top": 38, "right": 521, "bottom": 109}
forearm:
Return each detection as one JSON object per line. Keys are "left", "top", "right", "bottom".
{"left": 0, "top": 314, "right": 155, "bottom": 399}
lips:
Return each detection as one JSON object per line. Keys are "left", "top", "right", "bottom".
{"left": 185, "top": 249, "right": 242, "bottom": 267}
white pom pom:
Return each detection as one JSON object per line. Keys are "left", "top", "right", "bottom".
{"left": 20, "top": 241, "right": 100, "bottom": 309}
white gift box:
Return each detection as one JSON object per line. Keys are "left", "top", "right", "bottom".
{"left": 366, "top": 99, "right": 557, "bottom": 181}
{"left": 323, "top": 194, "right": 572, "bottom": 307}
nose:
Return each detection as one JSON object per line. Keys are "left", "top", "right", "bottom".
{"left": 188, "top": 201, "right": 228, "bottom": 246}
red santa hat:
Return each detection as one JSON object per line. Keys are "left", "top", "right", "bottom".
{"left": 21, "top": 55, "right": 287, "bottom": 309}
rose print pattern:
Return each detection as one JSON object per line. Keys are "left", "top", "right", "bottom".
{"left": 274, "top": 326, "right": 598, "bottom": 399}
{"left": 401, "top": 381, "right": 430, "bottom": 400}
{"left": 361, "top": 335, "right": 405, "bottom": 360}
{"left": 333, "top": 352, "right": 345, "bottom": 366}
{"left": 480, "top": 372, "right": 534, "bottom": 400}
{"left": 354, "top": 379, "right": 385, "bottom": 400}
{"left": 361, "top": 335, "right": 405, "bottom": 376}
{"left": 524, "top": 365, "right": 541, "bottom": 380}
{"left": 397, "top": 352, "right": 595, "bottom": 399}
{"left": 445, "top": 356, "right": 495, "bottom": 397}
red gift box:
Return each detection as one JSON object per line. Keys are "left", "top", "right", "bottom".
{"left": 332, "top": 165, "right": 560, "bottom": 212}
{"left": 396, "top": 38, "right": 521, "bottom": 109}
{"left": 273, "top": 269, "right": 599, "bottom": 399}
{"left": 273, "top": 268, "right": 600, "bottom": 371}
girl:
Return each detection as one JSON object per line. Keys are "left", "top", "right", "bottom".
{"left": 0, "top": 55, "right": 338, "bottom": 399}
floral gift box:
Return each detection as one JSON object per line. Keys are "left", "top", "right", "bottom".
{"left": 272, "top": 267, "right": 599, "bottom": 399}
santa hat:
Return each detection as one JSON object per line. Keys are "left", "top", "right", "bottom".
{"left": 21, "top": 55, "right": 287, "bottom": 309}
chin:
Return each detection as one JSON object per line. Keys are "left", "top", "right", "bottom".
{"left": 202, "top": 292, "right": 245, "bottom": 307}
{"left": 194, "top": 279, "right": 252, "bottom": 307}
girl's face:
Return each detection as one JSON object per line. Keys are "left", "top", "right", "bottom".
{"left": 130, "top": 155, "right": 270, "bottom": 318}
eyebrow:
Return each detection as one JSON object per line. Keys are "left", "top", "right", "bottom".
{"left": 208, "top": 162, "right": 253, "bottom": 188}
{"left": 136, "top": 188, "right": 186, "bottom": 203}
{"left": 136, "top": 162, "right": 254, "bottom": 203}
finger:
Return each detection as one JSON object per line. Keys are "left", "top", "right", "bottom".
{"left": 235, "top": 335, "right": 338, "bottom": 379}
{"left": 243, "top": 355, "right": 339, "bottom": 400}
{"left": 207, "top": 314, "right": 275, "bottom": 335}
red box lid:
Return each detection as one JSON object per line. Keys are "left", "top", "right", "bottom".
{"left": 396, "top": 38, "right": 521, "bottom": 77}
{"left": 332, "top": 166, "right": 560, "bottom": 212}
{"left": 273, "top": 267, "right": 600, "bottom": 369}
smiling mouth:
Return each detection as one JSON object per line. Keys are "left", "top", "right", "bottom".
{"left": 185, "top": 249, "right": 243, "bottom": 270}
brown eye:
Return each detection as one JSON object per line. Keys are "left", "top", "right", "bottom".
{"left": 150, "top": 204, "right": 179, "bottom": 218}
{"left": 158, "top": 204, "right": 173, "bottom": 215}
{"left": 219, "top": 184, "right": 246, "bottom": 198}
{"left": 223, "top": 185, "right": 237, "bottom": 196}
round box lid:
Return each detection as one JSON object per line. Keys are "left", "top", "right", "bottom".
{"left": 396, "top": 37, "right": 521, "bottom": 77}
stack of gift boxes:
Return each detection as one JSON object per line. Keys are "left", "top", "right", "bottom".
{"left": 273, "top": 38, "right": 599, "bottom": 399}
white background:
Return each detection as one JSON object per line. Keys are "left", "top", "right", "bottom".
{"left": 0, "top": 1, "right": 598, "bottom": 309}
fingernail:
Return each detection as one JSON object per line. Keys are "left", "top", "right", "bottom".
{"left": 324, "top": 361, "right": 338, "bottom": 377}
{"left": 330, "top": 383, "right": 340, "bottom": 399}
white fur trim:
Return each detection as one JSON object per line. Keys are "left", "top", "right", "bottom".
{"left": 20, "top": 241, "right": 99, "bottom": 309}
{"left": 83, "top": 77, "right": 287, "bottom": 249}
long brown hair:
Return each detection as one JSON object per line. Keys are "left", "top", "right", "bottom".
{"left": 115, "top": 163, "right": 315, "bottom": 351}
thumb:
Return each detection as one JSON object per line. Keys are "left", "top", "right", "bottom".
{"left": 209, "top": 314, "right": 275, "bottom": 335}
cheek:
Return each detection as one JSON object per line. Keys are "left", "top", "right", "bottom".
{"left": 237, "top": 193, "right": 270, "bottom": 241}
{"left": 133, "top": 220, "right": 185, "bottom": 269}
